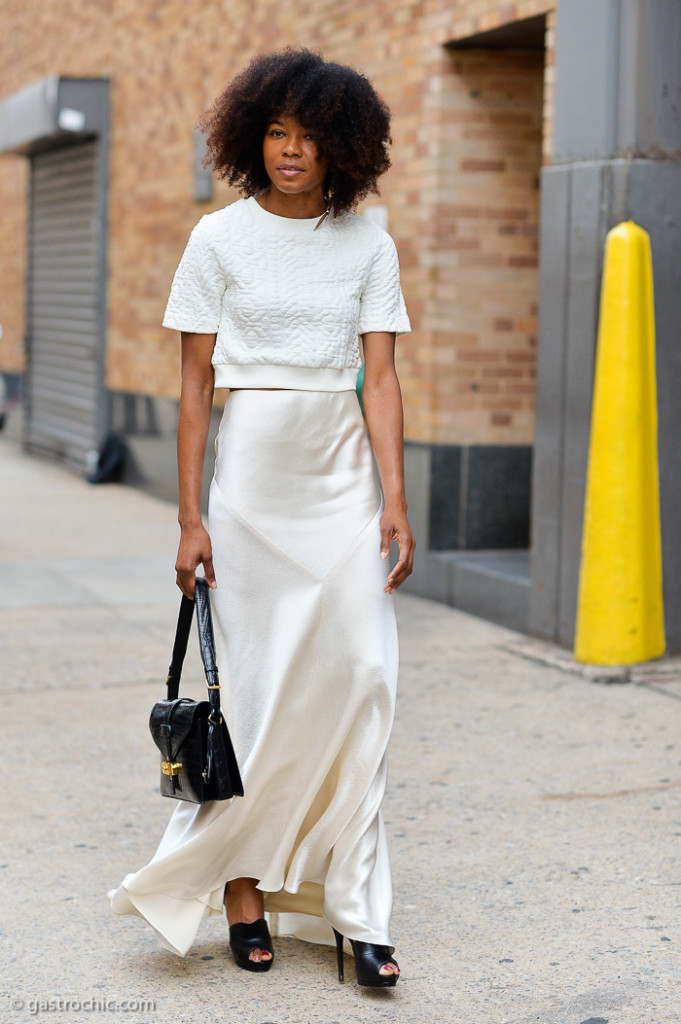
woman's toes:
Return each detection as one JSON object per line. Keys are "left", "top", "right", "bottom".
{"left": 379, "top": 962, "right": 399, "bottom": 975}
{"left": 249, "top": 948, "right": 272, "bottom": 962}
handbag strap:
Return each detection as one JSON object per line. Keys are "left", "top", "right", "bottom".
{"left": 166, "top": 578, "right": 222, "bottom": 723}
{"left": 194, "top": 577, "right": 219, "bottom": 688}
{"left": 166, "top": 593, "right": 194, "bottom": 700}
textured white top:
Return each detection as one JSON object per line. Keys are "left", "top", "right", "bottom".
{"left": 162, "top": 196, "right": 411, "bottom": 390}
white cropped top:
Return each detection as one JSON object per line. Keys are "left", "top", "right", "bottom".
{"left": 162, "top": 196, "right": 411, "bottom": 390}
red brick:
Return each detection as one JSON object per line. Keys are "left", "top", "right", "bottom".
{"left": 461, "top": 159, "right": 507, "bottom": 173}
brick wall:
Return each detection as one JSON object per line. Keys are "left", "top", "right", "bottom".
{"left": 0, "top": 0, "right": 555, "bottom": 445}
{"left": 444, "top": 0, "right": 553, "bottom": 40}
{"left": 397, "top": 46, "right": 544, "bottom": 444}
{"left": 0, "top": 156, "right": 27, "bottom": 374}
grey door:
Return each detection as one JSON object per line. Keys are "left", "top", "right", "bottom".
{"left": 25, "top": 139, "right": 106, "bottom": 470}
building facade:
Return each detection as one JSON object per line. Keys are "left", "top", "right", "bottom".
{"left": 1, "top": 0, "right": 680, "bottom": 651}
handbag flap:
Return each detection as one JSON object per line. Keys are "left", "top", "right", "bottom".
{"left": 149, "top": 698, "right": 208, "bottom": 760}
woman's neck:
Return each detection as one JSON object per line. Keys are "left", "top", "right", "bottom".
{"left": 256, "top": 187, "right": 327, "bottom": 220}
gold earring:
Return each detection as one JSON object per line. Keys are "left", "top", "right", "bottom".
{"left": 314, "top": 186, "right": 334, "bottom": 231}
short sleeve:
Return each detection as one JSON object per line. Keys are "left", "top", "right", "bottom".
{"left": 357, "top": 231, "right": 411, "bottom": 337}
{"left": 162, "top": 216, "right": 225, "bottom": 333}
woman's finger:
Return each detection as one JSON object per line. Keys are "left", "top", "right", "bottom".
{"left": 379, "top": 523, "right": 391, "bottom": 560}
{"left": 203, "top": 554, "right": 217, "bottom": 589}
{"left": 384, "top": 531, "right": 415, "bottom": 593}
{"left": 176, "top": 569, "right": 196, "bottom": 599}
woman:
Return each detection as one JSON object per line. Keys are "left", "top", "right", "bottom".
{"left": 108, "top": 48, "right": 414, "bottom": 989}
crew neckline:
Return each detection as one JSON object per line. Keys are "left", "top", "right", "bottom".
{"left": 246, "top": 195, "right": 329, "bottom": 231}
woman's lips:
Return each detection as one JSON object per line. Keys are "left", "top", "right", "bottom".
{"left": 278, "top": 166, "right": 305, "bottom": 178}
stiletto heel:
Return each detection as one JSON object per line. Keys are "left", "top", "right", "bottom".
{"left": 332, "top": 928, "right": 399, "bottom": 988}
{"left": 333, "top": 928, "right": 345, "bottom": 982}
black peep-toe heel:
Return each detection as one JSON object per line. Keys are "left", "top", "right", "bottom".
{"left": 333, "top": 928, "right": 400, "bottom": 988}
{"left": 229, "top": 918, "right": 274, "bottom": 972}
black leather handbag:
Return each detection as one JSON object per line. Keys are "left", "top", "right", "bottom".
{"left": 149, "top": 577, "right": 244, "bottom": 803}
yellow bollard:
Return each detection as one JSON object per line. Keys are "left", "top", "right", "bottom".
{"left": 574, "top": 221, "right": 665, "bottom": 665}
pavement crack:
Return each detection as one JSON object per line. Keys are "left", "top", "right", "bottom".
{"left": 540, "top": 778, "right": 681, "bottom": 801}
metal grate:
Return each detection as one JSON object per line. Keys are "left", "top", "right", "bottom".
{"left": 25, "top": 140, "right": 105, "bottom": 471}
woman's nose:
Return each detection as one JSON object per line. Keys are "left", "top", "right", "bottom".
{"left": 283, "top": 135, "right": 303, "bottom": 155}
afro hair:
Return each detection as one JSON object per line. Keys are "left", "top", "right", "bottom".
{"left": 198, "top": 48, "right": 393, "bottom": 215}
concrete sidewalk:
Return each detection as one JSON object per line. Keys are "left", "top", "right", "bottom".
{"left": 1, "top": 437, "right": 680, "bottom": 1024}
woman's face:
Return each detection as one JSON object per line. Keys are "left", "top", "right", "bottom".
{"left": 262, "top": 116, "right": 328, "bottom": 200}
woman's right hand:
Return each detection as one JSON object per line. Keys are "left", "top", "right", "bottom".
{"left": 175, "top": 523, "right": 217, "bottom": 598}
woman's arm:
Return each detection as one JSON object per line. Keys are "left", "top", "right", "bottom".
{"left": 175, "top": 331, "right": 217, "bottom": 598}
{"left": 361, "top": 331, "right": 415, "bottom": 594}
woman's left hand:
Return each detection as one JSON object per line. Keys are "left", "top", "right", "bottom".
{"left": 380, "top": 500, "right": 415, "bottom": 594}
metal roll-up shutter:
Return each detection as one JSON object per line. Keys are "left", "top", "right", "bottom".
{"left": 25, "top": 139, "right": 105, "bottom": 470}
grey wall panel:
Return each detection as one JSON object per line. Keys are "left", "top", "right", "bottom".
{"left": 625, "top": 161, "right": 681, "bottom": 650}
{"left": 427, "top": 444, "right": 531, "bottom": 551}
{"left": 402, "top": 442, "right": 435, "bottom": 598}
{"left": 529, "top": 166, "right": 571, "bottom": 640}
{"left": 554, "top": 0, "right": 681, "bottom": 164}
{"left": 557, "top": 163, "right": 608, "bottom": 646}
{"left": 553, "top": 0, "right": 620, "bottom": 163}
{"left": 633, "top": 0, "right": 681, "bottom": 157}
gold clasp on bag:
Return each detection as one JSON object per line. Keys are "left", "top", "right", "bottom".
{"left": 161, "top": 760, "right": 183, "bottom": 777}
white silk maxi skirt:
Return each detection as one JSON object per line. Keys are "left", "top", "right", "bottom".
{"left": 108, "top": 389, "right": 399, "bottom": 957}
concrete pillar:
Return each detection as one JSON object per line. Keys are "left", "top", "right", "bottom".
{"left": 530, "top": 0, "right": 681, "bottom": 650}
